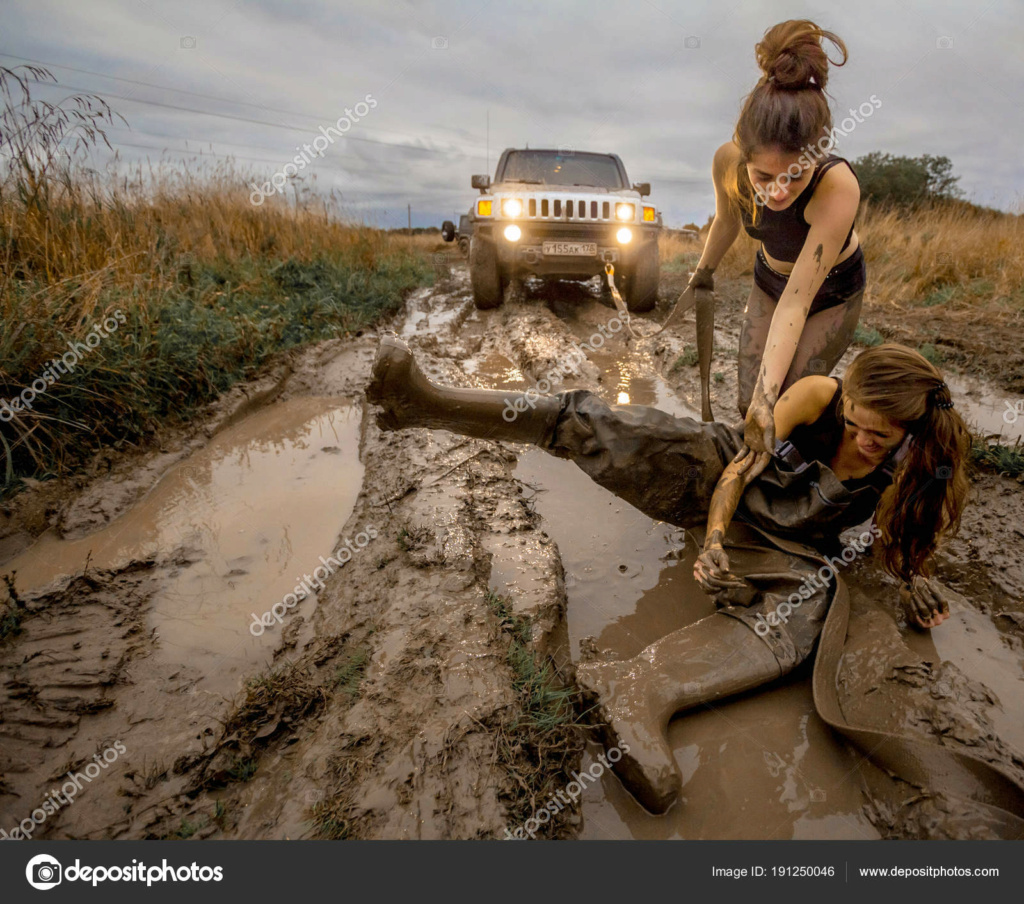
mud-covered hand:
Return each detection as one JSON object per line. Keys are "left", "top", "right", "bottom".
{"left": 689, "top": 266, "right": 715, "bottom": 293}
{"left": 900, "top": 575, "right": 953, "bottom": 629}
{"left": 742, "top": 389, "right": 775, "bottom": 481}
{"left": 693, "top": 541, "right": 746, "bottom": 594}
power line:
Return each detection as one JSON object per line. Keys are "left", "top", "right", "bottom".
{"left": 22, "top": 74, "right": 484, "bottom": 158}
{"left": 0, "top": 50, "right": 483, "bottom": 149}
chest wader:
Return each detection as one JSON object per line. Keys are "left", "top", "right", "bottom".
{"left": 366, "top": 334, "right": 1024, "bottom": 832}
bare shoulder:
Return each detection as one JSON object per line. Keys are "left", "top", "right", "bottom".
{"left": 808, "top": 159, "right": 860, "bottom": 209}
{"left": 775, "top": 376, "right": 838, "bottom": 438}
{"left": 713, "top": 140, "right": 741, "bottom": 173}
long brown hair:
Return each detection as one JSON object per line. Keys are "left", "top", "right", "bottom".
{"left": 726, "top": 20, "right": 848, "bottom": 225}
{"left": 842, "top": 344, "right": 972, "bottom": 583}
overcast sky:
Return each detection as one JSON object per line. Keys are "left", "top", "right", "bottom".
{"left": 3, "top": 0, "right": 1022, "bottom": 228}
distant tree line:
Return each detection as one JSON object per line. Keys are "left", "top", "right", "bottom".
{"left": 850, "top": 152, "right": 964, "bottom": 206}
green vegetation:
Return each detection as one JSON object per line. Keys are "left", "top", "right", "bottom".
{"left": 333, "top": 648, "right": 371, "bottom": 699}
{"left": 852, "top": 152, "right": 963, "bottom": 205}
{"left": 972, "top": 437, "right": 1024, "bottom": 481}
{"left": 671, "top": 347, "right": 700, "bottom": 370}
{"left": 485, "top": 589, "right": 574, "bottom": 731}
{"left": 853, "top": 324, "right": 884, "bottom": 347}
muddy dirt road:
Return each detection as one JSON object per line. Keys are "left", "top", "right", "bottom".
{"left": 2, "top": 259, "right": 1024, "bottom": 840}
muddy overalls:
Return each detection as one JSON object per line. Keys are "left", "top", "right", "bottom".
{"left": 540, "top": 386, "right": 896, "bottom": 673}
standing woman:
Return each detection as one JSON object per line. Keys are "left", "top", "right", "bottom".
{"left": 689, "top": 20, "right": 866, "bottom": 467}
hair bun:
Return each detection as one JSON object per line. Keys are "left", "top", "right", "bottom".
{"left": 756, "top": 19, "right": 847, "bottom": 91}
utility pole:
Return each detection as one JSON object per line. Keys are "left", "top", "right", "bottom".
{"left": 407, "top": 203, "right": 411, "bottom": 235}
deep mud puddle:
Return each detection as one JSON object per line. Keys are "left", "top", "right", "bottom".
{"left": 3, "top": 397, "right": 363, "bottom": 697}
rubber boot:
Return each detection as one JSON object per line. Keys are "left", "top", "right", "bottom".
{"left": 575, "top": 614, "right": 782, "bottom": 814}
{"left": 366, "top": 332, "right": 563, "bottom": 446}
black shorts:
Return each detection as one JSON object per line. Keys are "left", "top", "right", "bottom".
{"left": 753, "top": 244, "right": 866, "bottom": 315}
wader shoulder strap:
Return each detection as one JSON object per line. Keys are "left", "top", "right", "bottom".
{"left": 744, "top": 521, "right": 1024, "bottom": 837}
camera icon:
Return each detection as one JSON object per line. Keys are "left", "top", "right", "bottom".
{"left": 432, "top": 252, "right": 449, "bottom": 265}
{"left": 432, "top": 35, "right": 448, "bottom": 49}
{"left": 557, "top": 145, "right": 575, "bottom": 157}
{"left": 936, "top": 36, "right": 953, "bottom": 49}
{"left": 684, "top": 36, "right": 701, "bottom": 49}
{"left": 808, "top": 357, "right": 827, "bottom": 374}
{"left": 180, "top": 36, "right": 197, "bottom": 49}
{"left": 26, "top": 855, "right": 62, "bottom": 889}
{"left": 935, "top": 465, "right": 953, "bottom": 479}
{"left": 685, "top": 466, "right": 703, "bottom": 480}
{"left": 809, "top": 788, "right": 826, "bottom": 802}
{"left": 304, "top": 789, "right": 325, "bottom": 804}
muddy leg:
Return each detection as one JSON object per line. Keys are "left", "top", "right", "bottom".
{"left": 576, "top": 614, "right": 781, "bottom": 813}
{"left": 781, "top": 290, "right": 863, "bottom": 391}
{"left": 543, "top": 390, "right": 741, "bottom": 529}
{"left": 737, "top": 282, "right": 777, "bottom": 419}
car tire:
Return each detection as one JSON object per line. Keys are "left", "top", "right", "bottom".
{"left": 620, "top": 241, "right": 660, "bottom": 313}
{"left": 469, "top": 236, "right": 505, "bottom": 309}
{"left": 457, "top": 236, "right": 470, "bottom": 257}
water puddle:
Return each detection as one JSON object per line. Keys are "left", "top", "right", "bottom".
{"left": 904, "top": 603, "right": 1024, "bottom": 757}
{"left": 3, "top": 397, "right": 365, "bottom": 697}
{"left": 946, "top": 372, "right": 1024, "bottom": 443}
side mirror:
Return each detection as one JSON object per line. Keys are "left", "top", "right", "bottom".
{"left": 441, "top": 220, "right": 456, "bottom": 242}
{"left": 471, "top": 174, "right": 491, "bottom": 191}
{"left": 633, "top": 182, "right": 651, "bottom": 197}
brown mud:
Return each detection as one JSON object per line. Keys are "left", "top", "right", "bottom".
{"left": 1, "top": 262, "right": 1023, "bottom": 840}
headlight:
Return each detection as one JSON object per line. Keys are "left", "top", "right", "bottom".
{"left": 643, "top": 206, "right": 656, "bottom": 222}
{"left": 504, "top": 224, "right": 522, "bottom": 241}
{"left": 616, "top": 227, "right": 632, "bottom": 244}
{"left": 477, "top": 199, "right": 492, "bottom": 216}
{"left": 615, "top": 203, "right": 635, "bottom": 221}
{"left": 501, "top": 198, "right": 523, "bottom": 217}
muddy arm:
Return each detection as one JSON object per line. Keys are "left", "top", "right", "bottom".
{"left": 693, "top": 448, "right": 769, "bottom": 593}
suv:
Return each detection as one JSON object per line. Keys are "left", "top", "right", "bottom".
{"left": 458, "top": 148, "right": 662, "bottom": 311}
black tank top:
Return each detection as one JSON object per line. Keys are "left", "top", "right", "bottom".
{"left": 740, "top": 155, "right": 858, "bottom": 263}
{"left": 785, "top": 378, "right": 895, "bottom": 492}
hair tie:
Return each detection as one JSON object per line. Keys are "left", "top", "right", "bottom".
{"left": 930, "top": 381, "right": 954, "bottom": 410}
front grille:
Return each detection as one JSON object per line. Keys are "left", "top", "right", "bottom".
{"left": 516, "top": 196, "right": 616, "bottom": 223}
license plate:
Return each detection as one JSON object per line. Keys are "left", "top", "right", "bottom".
{"left": 542, "top": 241, "right": 597, "bottom": 256}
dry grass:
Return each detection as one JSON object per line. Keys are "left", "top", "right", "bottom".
{"left": 660, "top": 202, "right": 1024, "bottom": 316}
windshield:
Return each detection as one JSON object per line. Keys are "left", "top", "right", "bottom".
{"left": 499, "top": 151, "right": 625, "bottom": 189}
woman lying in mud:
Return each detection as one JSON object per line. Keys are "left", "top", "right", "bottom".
{"left": 683, "top": 19, "right": 866, "bottom": 474}
{"left": 365, "top": 334, "right": 972, "bottom": 814}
